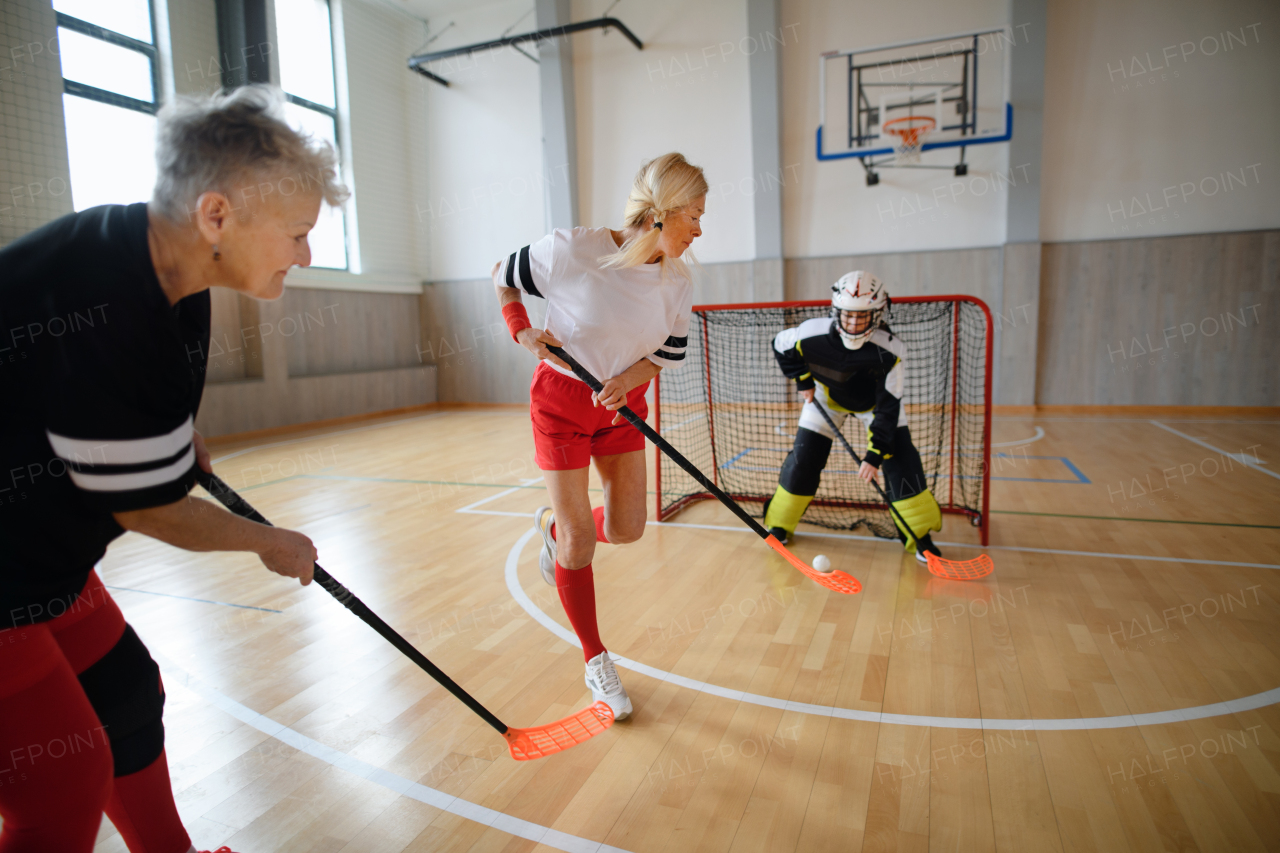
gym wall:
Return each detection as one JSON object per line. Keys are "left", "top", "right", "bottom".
{"left": 1030, "top": 0, "right": 1278, "bottom": 406}
{"left": 4, "top": 0, "right": 1275, "bottom": 419}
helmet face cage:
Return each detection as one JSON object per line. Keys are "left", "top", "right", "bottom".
{"left": 831, "top": 306, "right": 884, "bottom": 348}
{"left": 830, "top": 271, "right": 887, "bottom": 349}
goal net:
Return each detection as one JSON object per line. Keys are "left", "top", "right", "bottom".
{"left": 654, "top": 296, "right": 992, "bottom": 545}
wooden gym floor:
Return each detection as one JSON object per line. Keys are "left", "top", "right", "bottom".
{"left": 91, "top": 407, "right": 1280, "bottom": 852}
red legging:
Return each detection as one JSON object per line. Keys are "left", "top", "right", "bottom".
{"left": 0, "top": 572, "right": 190, "bottom": 853}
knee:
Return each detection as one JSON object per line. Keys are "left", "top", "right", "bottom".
{"left": 604, "top": 518, "right": 644, "bottom": 545}
{"left": 556, "top": 523, "right": 597, "bottom": 569}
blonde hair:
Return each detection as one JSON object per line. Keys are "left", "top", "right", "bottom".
{"left": 152, "top": 84, "right": 348, "bottom": 223}
{"left": 600, "top": 152, "right": 708, "bottom": 276}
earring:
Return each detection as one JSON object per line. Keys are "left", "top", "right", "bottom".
{"left": 212, "top": 244, "right": 221, "bottom": 261}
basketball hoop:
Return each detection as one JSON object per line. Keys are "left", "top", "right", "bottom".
{"left": 883, "top": 115, "right": 936, "bottom": 163}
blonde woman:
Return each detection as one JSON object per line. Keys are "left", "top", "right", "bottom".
{"left": 494, "top": 153, "right": 706, "bottom": 720}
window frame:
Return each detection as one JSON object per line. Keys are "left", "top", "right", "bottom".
{"left": 55, "top": 5, "right": 160, "bottom": 116}
{"left": 276, "top": 0, "right": 349, "bottom": 271}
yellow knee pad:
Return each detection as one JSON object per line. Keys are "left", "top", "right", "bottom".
{"left": 890, "top": 489, "right": 942, "bottom": 551}
{"left": 763, "top": 485, "right": 813, "bottom": 538}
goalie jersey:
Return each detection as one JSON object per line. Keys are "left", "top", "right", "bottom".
{"left": 772, "top": 317, "right": 906, "bottom": 466}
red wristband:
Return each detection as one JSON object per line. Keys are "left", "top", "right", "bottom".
{"left": 502, "top": 301, "right": 532, "bottom": 342}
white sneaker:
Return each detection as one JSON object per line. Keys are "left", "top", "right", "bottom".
{"left": 533, "top": 506, "right": 557, "bottom": 586}
{"left": 584, "top": 651, "right": 632, "bottom": 721}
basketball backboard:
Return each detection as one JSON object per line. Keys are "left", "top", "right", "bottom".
{"left": 817, "top": 28, "right": 1013, "bottom": 181}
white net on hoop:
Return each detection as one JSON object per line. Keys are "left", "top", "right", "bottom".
{"left": 884, "top": 116, "right": 935, "bottom": 163}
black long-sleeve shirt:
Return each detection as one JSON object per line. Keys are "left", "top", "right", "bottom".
{"left": 772, "top": 317, "right": 906, "bottom": 466}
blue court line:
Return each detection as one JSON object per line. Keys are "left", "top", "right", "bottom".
{"left": 105, "top": 586, "right": 283, "bottom": 613}
{"left": 719, "top": 448, "right": 1090, "bottom": 484}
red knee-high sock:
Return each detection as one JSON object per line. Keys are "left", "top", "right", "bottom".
{"left": 592, "top": 506, "right": 609, "bottom": 544}
{"left": 105, "top": 749, "right": 191, "bottom": 853}
{"left": 555, "top": 561, "right": 606, "bottom": 662}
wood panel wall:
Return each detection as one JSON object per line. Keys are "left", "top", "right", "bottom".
{"left": 197, "top": 286, "right": 436, "bottom": 437}
{"left": 280, "top": 288, "right": 422, "bottom": 377}
{"left": 784, "top": 247, "right": 1039, "bottom": 405}
{"left": 1037, "top": 229, "right": 1278, "bottom": 405}
{"left": 419, "top": 261, "right": 782, "bottom": 403}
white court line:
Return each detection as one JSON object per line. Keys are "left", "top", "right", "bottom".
{"left": 456, "top": 477, "right": 544, "bottom": 516}
{"left": 501, "top": 529, "right": 1280, "bottom": 730}
{"left": 211, "top": 412, "right": 451, "bottom": 465}
{"left": 988, "top": 425, "right": 1045, "bottom": 448}
{"left": 642, "top": 521, "right": 1280, "bottom": 571}
{"left": 1150, "top": 420, "right": 1278, "bottom": 482}
{"left": 994, "top": 416, "right": 1280, "bottom": 424}
{"left": 153, "top": 651, "right": 633, "bottom": 853}
{"left": 659, "top": 413, "right": 705, "bottom": 434}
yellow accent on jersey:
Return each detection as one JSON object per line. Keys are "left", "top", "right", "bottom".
{"left": 890, "top": 489, "right": 942, "bottom": 551}
{"left": 866, "top": 425, "right": 892, "bottom": 460}
{"left": 763, "top": 485, "right": 814, "bottom": 538}
{"left": 816, "top": 383, "right": 855, "bottom": 414}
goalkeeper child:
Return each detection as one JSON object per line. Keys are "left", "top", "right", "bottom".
{"left": 763, "top": 271, "right": 944, "bottom": 562}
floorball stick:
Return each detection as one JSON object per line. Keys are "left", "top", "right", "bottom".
{"left": 810, "top": 401, "right": 994, "bottom": 580}
{"left": 544, "top": 345, "right": 861, "bottom": 595}
{"left": 194, "top": 470, "right": 613, "bottom": 760}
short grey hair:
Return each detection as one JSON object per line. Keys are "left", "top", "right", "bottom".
{"left": 151, "top": 84, "right": 349, "bottom": 222}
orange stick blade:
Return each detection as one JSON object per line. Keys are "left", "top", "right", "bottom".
{"left": 764, "top": 535, "right": 862, "bottom": 594}
{"left": 925, "top": 552, "right": 994, "bottom": 581}
{"left": 502, "top": 701, "right": 614, "bottom": 760}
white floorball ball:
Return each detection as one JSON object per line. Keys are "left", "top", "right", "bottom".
{"left": 812, "top": 554, "right": 833, "bottom": 573}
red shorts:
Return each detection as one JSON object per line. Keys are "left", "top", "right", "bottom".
{"left": 530, "top": 361, "right": 649, "bottom": 470}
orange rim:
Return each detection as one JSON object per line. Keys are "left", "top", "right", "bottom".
{"left": 883, "top": 115, "right": 936, "bottom": 149}
{"left": 502, "top": 701, "right": 614, "bottom": 761}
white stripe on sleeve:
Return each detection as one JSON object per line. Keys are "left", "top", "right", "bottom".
{"left": 67, "top": 445, "right": 196, "bottom": 493}
{"left": 47, "top": 415, "right": 194, "bottom": 466}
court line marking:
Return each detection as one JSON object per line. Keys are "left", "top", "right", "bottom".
{"left": 988, "top": 425, "right": 1045, "bottom": 448}
{"left": 718, "top": 446, "right": 1089, "bottom": 484}
{"left": 501, "top": 528, "right": 1280, "bottom": 730}
{"left": 645, "top": 521, "right": 1280, "bottom": 570}
{"left": 153, "top": 652, "right": 633, "bottom": 853}
{"left": 1150, "top": 420, "right": 1278, "bottom": 482}
{"left": 991, "top": 509, "right": 1280, "bottom": 530}
{"left": 994, "top": 416, "right": 1280, "bottom": 424}
{"left": 105, "top": 586, "right": 282, "bottom": 612}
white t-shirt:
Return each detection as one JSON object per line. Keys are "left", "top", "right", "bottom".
{"left": 494, "top": 226, "right": 691, "bottom": 383}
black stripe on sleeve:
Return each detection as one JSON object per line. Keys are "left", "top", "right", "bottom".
{"left": 652, "top": 349, "right": 686, "bottom": 361}
{"left": 65, "top": 443, "right": 193, "bottom": 476}
{"left": 504, "top": 252, "right": 517, "bottom": 288}
{"left": 518, "top": 245, "right": 542, "bottom": 298}
{"left": 663, "top": 335, "right": 688, "bottom": 348}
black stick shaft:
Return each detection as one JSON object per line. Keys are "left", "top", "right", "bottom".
{"left": 546, "top": 346, "right": 769, "bottom": 539}
{"left": 194, "top": 471, "right": 509, "bottom": 735}
{"left": 810, "top": 401, "right": 921, "bottom": 542}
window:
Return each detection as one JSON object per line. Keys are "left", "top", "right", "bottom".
{"left": 275, "top": 0, "right": 348, "bottom": 270}
{"left": 54, "top": 0, "right": 159, "bottom": 211}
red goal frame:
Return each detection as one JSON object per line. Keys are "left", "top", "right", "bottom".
{"left": 653, "top": 295, "right": 993, "bottom": 546}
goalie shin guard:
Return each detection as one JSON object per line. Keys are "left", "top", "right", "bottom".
{"left": 763, "top": 485, "right": 814, "bottom": 540}
{"left": 890, "top": 489, "right": 942, "bottom": 552}
{"left": 765, "top": 428, "right": 832, "bottom": 538}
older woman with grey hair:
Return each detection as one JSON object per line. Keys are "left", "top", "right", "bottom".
{"left": 0, "top": 85, "right": 343, "bottom": 853}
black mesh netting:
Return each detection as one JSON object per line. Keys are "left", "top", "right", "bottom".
{"left": 656, "top": 299, "right": 990, "bottom": 539}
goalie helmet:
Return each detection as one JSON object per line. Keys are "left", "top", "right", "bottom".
{"left": 831, "top": 271, "right": 887, "bottom": 349}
